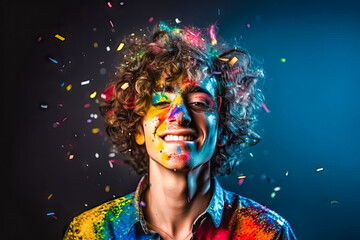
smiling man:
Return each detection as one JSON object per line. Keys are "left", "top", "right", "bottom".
{"left": 64, "top": 23, "right": 297, "bottom": 240}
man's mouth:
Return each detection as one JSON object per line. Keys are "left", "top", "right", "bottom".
{"left": 163, "top": 135, "right": 195, "bottom": 141}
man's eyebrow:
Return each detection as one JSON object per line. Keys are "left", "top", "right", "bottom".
{"left": 183, "top": 85, "right": 214, "bottom": 98}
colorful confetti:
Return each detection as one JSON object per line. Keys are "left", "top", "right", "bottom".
{"left": 92, "top": 128, "right": 100, "bottom": 134}
{"left": 55, "top": 34, "right": 65, "bottom": 41}
{"left": 105, "top": 185, "right": 110, "bottom": 192}
{"left": 117, "top": 42, "right": 125, "bottom": 51}
{"left": 280, "top": 58, "right": 286, "bottom": 63}
{"left": 66, "top": 84, "right": 72, "bottom": 91}
{"left": 121, "top": 82, "right": 129, "bottom": 90}
{"left": 330, "top": 200, "right": 339, "bottom": 205}
{"left": 107, "top": 2, "right": 112, "bottom": 8}
{"left": 316, "top": 167, "right": 324, "bottom": 172}
{"left": 109, "top": 20, "right": 114, "bottom": 28}
{"left": 175, "top": 18, "right": 181, "bottom": 24}
{"left": 90, "top": 91, "right": 97, "bottom": 98}
{"left": 148, "top": 17, "right": 154, "bottom": 23}
{"left": 47, "top": 193, "right": 53, "bottom": 200}
{"left": 49, "top": 57, "right": 58, "bottom": 64}
{"left": 229, "top": 57, "right": 238, "bottom": 66}
{"left": 261, "top": 102, "right": 270, "bottom": 113}
{"left": 270, "top": 192, "right": 276, "bottom": 198}
{"left": 81, "top": 80, "right": 90, "bottom": 86}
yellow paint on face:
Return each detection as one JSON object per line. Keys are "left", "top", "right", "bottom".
{"left": 161, "top": 152, "right": 168, "bottom": 165}
{"left": 173, "top": 94, "right": 183, "bottom": 106}
{"left": 155, "top": 141, "right": 163, "bottom": 152}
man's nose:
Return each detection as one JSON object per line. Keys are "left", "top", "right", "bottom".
{"left": 168, "top": 100, "right": 191, "bottom": 126}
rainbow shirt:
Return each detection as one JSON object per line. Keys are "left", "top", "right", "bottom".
{"left": 64, "top": 176, "right": 296, "bottom": 239}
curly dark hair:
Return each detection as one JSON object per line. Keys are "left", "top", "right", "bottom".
{"left": 99, "top": 22, "right": 264, "bottom": 176}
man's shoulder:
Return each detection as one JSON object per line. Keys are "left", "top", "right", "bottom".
{"left": 63, "top": 192, "right": 135, "bottom": 239}
{"left": 223, "top": 189, "right": 296, "bottom": 239}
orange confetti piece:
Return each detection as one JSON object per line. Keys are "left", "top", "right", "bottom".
{"left": 229, "top": 56, "right": 238, "bottom": 66}
{"left": 92, "top": 128, "right": 100, "bottom": 134}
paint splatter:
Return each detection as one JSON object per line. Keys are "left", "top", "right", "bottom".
{"left": 177, "top": 145, "right": 181, "bottom": 154}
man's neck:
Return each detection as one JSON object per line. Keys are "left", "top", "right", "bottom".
{"left": 143, "top": 159, "right": 212, "bottom": 239}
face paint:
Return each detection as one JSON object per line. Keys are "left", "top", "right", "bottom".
{"left": 141, "top": 73, "right": 220, "bottom": 170}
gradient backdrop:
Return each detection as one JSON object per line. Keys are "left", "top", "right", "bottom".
{"left": 4, "top": 0, "right": 360, "bottom": 239}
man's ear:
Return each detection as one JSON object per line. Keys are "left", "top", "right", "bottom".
{"left": 135, "top": 125, "right": 145, "bottom": 145}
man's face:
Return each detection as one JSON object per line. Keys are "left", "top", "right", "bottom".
{"left": 141, "top": 73, "right": 221, "bottom": 171}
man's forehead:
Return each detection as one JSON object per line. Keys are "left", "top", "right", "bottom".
{"left": 154, "top": 76, "right": 218, "bottom": 97}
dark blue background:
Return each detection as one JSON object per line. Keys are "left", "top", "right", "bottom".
{"left": 5, "top": 0, "right": 360, "bottom": 239}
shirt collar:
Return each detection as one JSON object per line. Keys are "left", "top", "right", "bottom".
{"left": 205, "top": 176, "right": 225, "bottom": 228}
{"left": 125, "top": 175, "right": 225, "bottom": 235}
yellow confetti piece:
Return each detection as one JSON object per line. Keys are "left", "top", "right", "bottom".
{"left": 48, "top": 193, "right": 53, "bottom": 200}
{"left": 90, "top": 91, "right": 97, "bottom": 98}
{"left": 69, "top": 154, "right": 74, "bottom": 160}
{"left": 238, "top": 175, "right": 246, "bottom": 179}
{"left": 105, "top": 185, "right": 110, "bottom": 192}
{"left": 121, "top": 82, "right": 129, "bottom": 90}
{"left": 93, "top": 42, "right": 98, "bottom": 48}
{"left": 229, "top": 56, "right": 238, "bottom": 66}
{"left": 55, "top": 34, "right": 65, "bottom": 41}
{"left": 66, "top": 84, "right": 72, "bottom": 91}
{"left": 117, "top": 42, "right": 125, "bottom": 51}
{"left": 92, "top": 128, "right": 100, "bottom": 134}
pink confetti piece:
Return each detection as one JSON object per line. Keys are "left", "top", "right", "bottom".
{"left": 247, "top": 23, "right": 251, "bottom": 28}
{"left": 238, "top": 178, "right": 245, "bottom": 186}
{"left": 149, "top": 17, "right": 154, "bottom": 22}
{"left": 84, "top": 103, "right": 91, "bottom": 108}
{"left": 261, "top": 102, "right": 270, "bottom": 113}
{"left": 109, "top": 20, "right": 114, "bottom": 28}
{"left": 107, "top": 2, "right": 112, "bottom": 8}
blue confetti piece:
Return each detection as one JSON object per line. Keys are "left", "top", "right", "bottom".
{"left": 49, "top": 57, "right": 58, "bottom": 64}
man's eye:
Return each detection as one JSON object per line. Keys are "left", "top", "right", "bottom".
{"left": 189, "top": 102, "right": 210, "bottom": 109}
{"left": 153, "top": 101, "right": 171, "bottom": 108}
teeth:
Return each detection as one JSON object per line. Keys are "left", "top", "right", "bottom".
{"left": 164, "top": 135, "right": 194, "bottom": 141}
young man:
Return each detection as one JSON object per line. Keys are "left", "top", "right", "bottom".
{"left": 64, "top": 23, "right": 297, "bottom": 240}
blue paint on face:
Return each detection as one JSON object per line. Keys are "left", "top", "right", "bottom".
{"left": 177, "top": 145, "right": 182, "bottom": 154}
